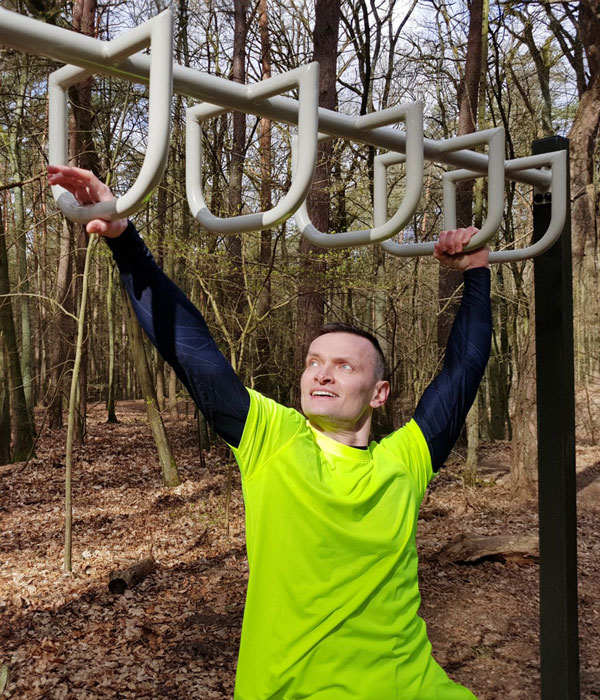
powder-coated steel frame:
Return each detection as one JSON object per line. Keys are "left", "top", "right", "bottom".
{"left": 0, "top": 6, "right": 562, "bottom": 262}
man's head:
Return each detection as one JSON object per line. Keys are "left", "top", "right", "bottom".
{"left": 315, "top": 323, "right": 387, "bottom": 381}
{"left": 300, "top": 323, "right": 390, "bottom": 441}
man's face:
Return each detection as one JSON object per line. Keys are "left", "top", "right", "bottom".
{"left": 300, "top": 332, "right": 389, "bottom": 434}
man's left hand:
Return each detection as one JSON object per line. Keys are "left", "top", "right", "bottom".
{"left": 433, "top": 226, "right": 490, "bottom": 271}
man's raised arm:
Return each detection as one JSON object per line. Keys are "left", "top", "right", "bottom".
{"left": 47, "top": 166, "right": 249, "bottom": 447}
{"left": 413, "top": 227, "right": 492, "bottom": 472}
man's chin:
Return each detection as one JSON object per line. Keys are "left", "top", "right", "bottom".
{"left": 304, "top": 411, "right": 341, "bottom": 433}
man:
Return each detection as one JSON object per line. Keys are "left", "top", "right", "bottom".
{"left": 48, "top": 165, "right": 491, "bottom": 700}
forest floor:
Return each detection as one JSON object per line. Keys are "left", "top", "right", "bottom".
{"left": 1, "top": 399, "right": 599, "bottom": 700}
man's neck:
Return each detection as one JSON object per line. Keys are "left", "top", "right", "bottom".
{"left": 307, "top": 418, "right": 372, "bottom": 448}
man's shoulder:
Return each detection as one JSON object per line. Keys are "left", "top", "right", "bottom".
{"left": 232, "top": 389, "right": 311, "bottom": 479}
{"left": 246, "top": 389, "right": 304, "bottom": 423}
{"left": 374, "top": 419, "right": 425, "bottom": 450}
{"left": 243, "top": 389, "right": 308, "bottom": 445}
{"left": 373, "top": 419, "right": 433, "bottom": 495}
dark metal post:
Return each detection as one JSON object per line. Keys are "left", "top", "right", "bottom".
{"left": 532, "top": 136, "right": 579, "bottom": 699}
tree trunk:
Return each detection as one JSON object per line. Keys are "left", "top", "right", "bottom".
{"left": 224, "top": 0, "right": 249, "bottom": 364}
{"left": 0, "top": 201, "right": 35, "bottom": 461}
{"left": 121, "top": 289, "right": 180, "bottom": 487}
{"left": 64, "top": 234, "right": 99, "bottom": 572}
{"left": 155, "top": 352, "right": 166, "bottom": 413}
{"left": 48, "top": 219, "right": 74, "bottom": 429}
{"left": 438, "top": 532, "right": 538, "bottom": 565}
{"left": 106, "top": 263, "right": 118, "bottom": 423}
{"left": 108, "top": 557, "right": 156, "bottom": 594}
{"left": 8, "top": 59, "right": 34, "bottom": 423}
{"left": 438, "top": 0, "right": 484, "bottom": 349}
{"left": 465, "top": 399, "right": 479, "bottom": 484}
{"left": 567, "top": 2, "right": 600, "bottom": 383}
{"left": 254, "top": 0, "right": 273, "bottom": 395}
{"left": 293, "top": 0, "right": 341, "bottom": 404}
{"left": 69, "top": 0, "right": 100, "bottom": 444}
{"left": 0, "top": 333, "right": 11, "bottom": 464}
{"left": 438, "top": 0, "right": 485, "bottom": 472}
{"left": 488, "top": 264, "right": 511, "bottom": 440}
{"left": 568, "top": 0, "right": 600, "bottom": 265}
{"left": 510, "top": 318, "right": 538, "bottom": 499}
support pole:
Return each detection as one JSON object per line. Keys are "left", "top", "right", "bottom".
{"left": 532, "top": 136, "right": 580, "bottom": 699}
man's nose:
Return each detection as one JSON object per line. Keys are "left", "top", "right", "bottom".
{"left": 315, "top": 366, "right": 333, "bottom": 383}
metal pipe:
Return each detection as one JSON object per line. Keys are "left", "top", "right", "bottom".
{"left": 441, "top": 151, "right": 567, "bottom": 262}
{"left": 0, "top": 6, "right": 551, "bottom": 189}
{"left": 186, "top": 64, "right": 319, "bottom": 233}
{"left": 47, "top": 10, "right": 174, "bottom": 222}
{"left": 380, "top": 127, "right": 506, "bottom": 256}
{"left": 293, "top": 101, "right": 424, "bottom": 247}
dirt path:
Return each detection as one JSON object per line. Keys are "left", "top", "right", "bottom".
{"left": 1, "top": 404, "right": 598, "bottom": 699}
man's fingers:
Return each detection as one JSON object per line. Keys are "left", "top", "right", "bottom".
{"left": 460, "top": 226, "right": 478, "bottom": 249}
{"left": 438, "top": 229, "right": 463, "bottom": 256}
{"left": 48, "top": 164, "right": 98, "bottom": 182}
{"left": 47, "top": 165, "right": 113, "bottom": 205}
{"left": 47, "top": 166, "right": 127, "bottom": 238}
{"left": 437, "top": 227, "right": 480, "bottom": 256}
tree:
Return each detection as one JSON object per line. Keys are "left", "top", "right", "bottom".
{"left": 69, "top": 0, "right": 100, "bottom": 443}
{"left": 122, "top": 289, "right": 180, "bottom": 488}
{"left": 0, "top": 199, "right": 35, "bottom": 461}
{"left": 254, "top": 0, "right": 274, "bottom": 395}
{"left": 293, "top": 0, "right": 341, "bottom": 402}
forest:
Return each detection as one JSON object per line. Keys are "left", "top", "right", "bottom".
{"left": 0, "top": 0, "right": 599, "bottom": 698}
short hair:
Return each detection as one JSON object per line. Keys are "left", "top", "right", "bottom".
{"left": 312, "top": 322, "right": 387, "bottom": 381}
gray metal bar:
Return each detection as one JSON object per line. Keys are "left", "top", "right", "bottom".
{"left": 380, "top": 127, "right": 505, "bottom": 256}
{"left": 0, "top": 6, "right": 550, "bottom": 189}
{"left": 186, "top": 64, "right": 319, "bottom": 233}
{"left": 441, "top": 150, "right": 567, "bottom": 262}
{"left": 293, "top": 101, "right": 424, "bottom": 247}
{"left": 532, "top": 136, "right": 580, "bottom": 700}
{"left": 47, "top": 10, "right": 174, "bottom": 222}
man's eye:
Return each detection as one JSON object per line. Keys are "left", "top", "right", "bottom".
{"left": 308, "top": 359, "right": 319, "bottom": 367}
{"left": 340, "top": 363, "right": 353, "bottom": 371}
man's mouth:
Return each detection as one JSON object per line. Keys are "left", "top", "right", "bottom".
{"left": 311, "top": 390, "right": 337, "bottom": 398}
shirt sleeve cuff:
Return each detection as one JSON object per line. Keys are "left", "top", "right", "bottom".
{"left": 105, "top": 221, "right": 149, "bottom": 273}
{"left": 463, "top": 266, "right": 491, "bottom": 282}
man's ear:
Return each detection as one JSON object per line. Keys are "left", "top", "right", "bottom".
{"left": 370, "top": 380, "right": 390, "bottom": 409}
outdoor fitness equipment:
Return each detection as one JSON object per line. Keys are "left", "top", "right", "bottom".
{"left": 0, "top": 8, "right": 579, "bottom": 699}
{"left": 0, "top": 6, "right": 562, "bottom": 263}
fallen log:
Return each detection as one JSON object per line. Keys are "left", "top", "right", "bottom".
{"left": 108, "top": 557, "right": 156, "bottom": 594}
{"left": 437, "top": 533, "right": 538, "bottom": 565}
{"left": 0, "top": 663, "right": 10, "bottom": 697}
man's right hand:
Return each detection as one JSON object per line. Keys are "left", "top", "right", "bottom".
{"left": 433, "top": 226, "right": 490, "bottom": 271}
{"left": 47, "top": 165, "right": 128, "bottom": 238}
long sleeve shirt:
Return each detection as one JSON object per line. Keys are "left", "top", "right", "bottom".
{"left": 107, "top": 222, "right": 491, "bottom": 471}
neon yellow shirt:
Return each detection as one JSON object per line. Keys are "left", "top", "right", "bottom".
{"left": 231, "top": 389, "right": 477, "bottom": 700}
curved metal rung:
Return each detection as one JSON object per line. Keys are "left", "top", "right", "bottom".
{"left": 410, "top": 150, "right": 565, "bottom": 263}
{"left": 186, "top": 63, "right": 319, "bottom": 234}
{"left": 381, "top": 127, "right": 505, "bottom": 257}
{"left": 490, "top": 151, "right": 566, "bottom": 262}
{"left": 49, "top": 10, "right": 174, "bottom": 223}
{"left": 292, "top": 101, "right": 424, "bottom": 248}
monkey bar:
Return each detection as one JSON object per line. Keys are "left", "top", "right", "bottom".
{"left": 0, "top": 5, "right": 563, "bottom": 263}
{"left": 47, "top": 11, "right": 174, "bottom": 222}
{"left": 185, "top": 64, "right": 319, "bottom": 233}
{"left": 291, "top": 101, "right": 424, "bottom": 247}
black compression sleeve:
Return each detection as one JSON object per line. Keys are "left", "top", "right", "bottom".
{"left": 413, "top": 267, "right": 491, "bottom": 472}
{"left": 106, "top": 222, "right": 250, "bottom": 447}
